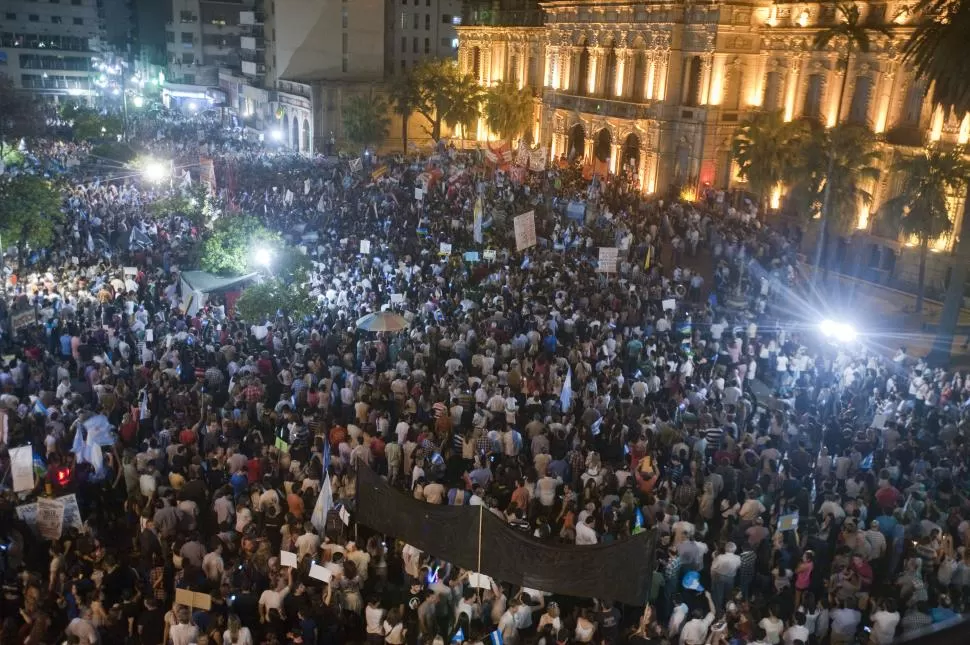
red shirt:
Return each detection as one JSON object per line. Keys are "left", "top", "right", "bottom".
{"left": 179, "top": 428, "right": 197, "bottom": 446}
{"left": 246, "top": 457, "right": 263, "bottom": 483}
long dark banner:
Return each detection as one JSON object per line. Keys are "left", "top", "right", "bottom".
{"left": 355, "top": 466, "right": 656, "bottom": 605}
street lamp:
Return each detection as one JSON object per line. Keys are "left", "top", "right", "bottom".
{"left": 144, "top": 161, "right": 170, "bottom": 183}
{"left": 254, "top": 247, "right": 273, "bottom": 268}
{"left": 819, "top": 319, "right": 858, "bottom": 343}
{"left": 132, "top": 95, "right": 144, "bottom": 108}
{"left": 271, "top": 130, "right": 283, "bottom": 142}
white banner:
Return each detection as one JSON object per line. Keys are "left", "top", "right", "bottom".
{"left": 513, "top": 211, "right": 537, "bottom": 252}
{"left": 10, "top": 446, "right": 34, "bottom": 492}
{"left": 597, "top": 247, "right": 619, "bottom": 273}
{"left": 359, "top": 240, "right": 371, "bottom": 255}
{"left": 439, "top": 242, "right": 452, "bottom": 256}
{"left": 414, "top": 188, "right": 424, "bottom": 201}
{"left": 36, "top": 498, "right": 65, "bottom": 540}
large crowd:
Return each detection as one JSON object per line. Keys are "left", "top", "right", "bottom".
{"left": 0, "top": 107, "right": 967, "bottom": 645}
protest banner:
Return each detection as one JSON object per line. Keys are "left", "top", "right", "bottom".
{"left": 10, "top": 446, "right": 34, "bottom": 492}
{"left": 36, "top": 497, "right": 65, "bottom": 540}
{"left": 513, "top": 211, "right": 537, "bottom": 252}
{"left": 597, "top": 247, "right": 618, "bottom": 273}
{"left": 359, "top": 240, "right": 371, "bottom": 254}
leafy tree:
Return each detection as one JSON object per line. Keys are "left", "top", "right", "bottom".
{"left": 389, "top": 72, "right": 422, "bottom": 152}
{"left": 731, "top": 111, "right": 809, "bottom": 214}
{"left": 69, "top": 107, "right": 124, "bottom": 141}
{"left": 0, "top": 175, "right": 63, "bottom": 268}
{"left": 149, "top": 184, "right": 213, "bottom": 228}
{"left": 786, "top": 123, "right": 882, "bottom": 234}
{"left": 235, "top": 272, "right": 315, "bottom": 323}
{"left": 878, "top": 148, "right": 970, "bottom": 312}
{"left": 903, "top": 0, "right": 970, "bottom": 359}
{"left": 483, "top": 82, "right": 534, "bottom": 148}
{"left": 412, "top": 60, "right": 481, "bottom": 142}
{"left": 811, "top": 4, "right": 891, "bottom": 277}
{"left": 443, "top": 74, "right": 484, "bottom": 147}
{"left": 0, "top": 75, "right": 45, "bottom": 161}
{"left": 342, "top": 93, "right": 390, "bottom": 153}
{"left": 200, "top": 215, "right": 282, "bottom": 276}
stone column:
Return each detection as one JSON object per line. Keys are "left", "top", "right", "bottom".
{"left": 561, "top": 47, "right": 574, "bottom": 93}
{"left": 656, "top": 49, "right": 670, "bottom": 101}
{"left": 873, "top": 64, "right": 897, "bottom": 133}
{"left": 748, "top": 53, "right": 768, "bottom": 108}
{"left": 584, "top": 136, "right": 594, "bottom": 163}
{"left": 482, "top": 46, "right": 493, "bottom": 86}
{"left": 699, "top": 53, "right": 714, "bottom": 105}
{"left": 707, "top": 53, "right": 726, "bottom": 105}
{"left": 546, "top": 46, "right": 559, "bottom": 88}
{"left": 782, "top": 55, "right": 801, "bottom": 121}
{"left": 615, "top": 48, "right": 630, "bottom": 98}
{"left": 610, "top": 142, "right": 622, "bottom": 174}
{"left": 644, "top": 53, "right": 656, "bottom": 101}
{"left": 587, "top": 47, "right": 603, "bottom": 96}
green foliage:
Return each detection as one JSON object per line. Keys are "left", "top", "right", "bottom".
{"left": 149, "top": 184, "right": 213, "bottom": 228}
{"left": 483, "top": 82, "right": 534, "bottom": 146}
{"left": 389, "top": 72, "right": 423, "bottom": 151}
{"left": 813, "top": 4, "right": 890, "bottom": 57}
{"left": 731, "top": 111, "right": 809, "bottom": 211}
{"left": 0, "top": 175, "right": 63, "bottom": 265}
{"left": 342, "top": 93, "right": 390, "bottom": 152}
{"left": 90, "top": 142, "right": 138, "bottom": 164}
{"left": 68, "top": 107, "right": 124, "bottom": 141}
{"left": 235, "top": 273, "right": 315, "bottom": 323}
{"left": 412, "top": 59, "right": 481, "bottom": 142}
{"left": 903, "top": 0, "right": 970, "bottom": 115}
{"left": 0, "top": 75, "right": 45, "bottom": 159}
{"left": 443, "top": 74, "right": 484, "bottom": 143}
{"left": 200, "top": 215, "right": 282, "bottom": 276}
{"left": 785, "top": 123, "right": 882, "bottom": 233}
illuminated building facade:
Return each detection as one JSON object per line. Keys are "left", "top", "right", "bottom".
{"left": 457, "top": 0, "right": 970, "bottom": 288}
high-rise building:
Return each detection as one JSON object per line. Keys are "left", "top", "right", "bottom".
{"left": 457, "top": 0, "right": 970, "bottom": 287}
{"left": 385, "top": 0, "right": 464, "bottom": 77}
{"left": 0, "top": 0, "right": 103, "bottom": 98}
{"left": 165, "top": 0, "right": 254, "bottom": 87}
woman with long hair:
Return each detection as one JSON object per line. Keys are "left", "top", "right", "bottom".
{"left": 223, "top": 614, "right": 254, "bottom": 645}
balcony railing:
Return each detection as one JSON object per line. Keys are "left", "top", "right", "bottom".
{"left": 239, "top": 11, "right": 264, "bottom": 26}
{"left": 240, "top": 36, "right": 264, "bottom": 50}
{"left": 460, "top": 9, "right": 544, "bottom": 27}
{"left": 544, "top": 90, "right": 658, "bottom": 120}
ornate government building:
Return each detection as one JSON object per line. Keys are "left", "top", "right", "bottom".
{"left": 456, "top": 0, "right": 969, "bottom": 285}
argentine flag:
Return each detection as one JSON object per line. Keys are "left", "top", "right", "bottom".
{"left": 487, "top": 629, "right": 504, "bottom": 645}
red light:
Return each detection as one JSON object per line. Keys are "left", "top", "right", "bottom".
{"left": 56, "top": 468, "right": 71, "bottom": 485}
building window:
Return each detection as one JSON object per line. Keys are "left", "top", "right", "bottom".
{"left": 412, "top": 37, "right": 418, "bottom": 53}
{"left": 413, "top": 13, "right": 418, "bottom": 28}
{"left": 28, "top": 14, "right": 39, "bottom": 21}
{"left": 4, "top": 13, "right": 15, "bottom": 19}
{"left": 181, "top": 32, "right": 194, "bottom": 44}
{"left": 401, "top": 12, "right": 406, "bottom": 29}
{"left": 341, "top": 6, "right": 347, "bottom": 28}
{"left": 401, "top": 36, "right": 406, "bottom": 53}
{"left": 442, "top": 14, "right": 451, "bottom": 23}
{"left": 342, "top": 32, "right": 348, "bottom": 54}
{"left": 425, "top": 14, "right": 430, "bottom": 30}
{"left": 424, "top": 38, "right": 430, "bottom": 54}
{"left": 166, "top": 31, "right": 175, "bottom": 43}
{"left": 440, "top": 37, "right": 450, "bottom": 47}
{"left": 401, "top": 59, "right": 407, "bottom": 72}
{"left": 51, "top": 15, "right": 62, "bottom": 23}
{"left": 426, "top": 0, "right": 430, "bottom": 5}
{"left": 73, "top": 17, "right": 82, "bottom": 24}
{"left": 182, "top": 52, "right": 194, "bottom": 64}
{"left": 342, "top": 56, "right": 348, "bottom": 73}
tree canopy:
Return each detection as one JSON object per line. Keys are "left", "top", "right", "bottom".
{"left": 343, "top": 93, "right": 390, "bottom": 152}
{"left": 483, "top": 82, "right": 535, "bottom": 147}
{"left": 0, "top": 75, "right": 46, "bottom": 160}
{"left": 0, "top": 175, "right": 63, "bottom": 266}
{"left": 413, "top": 60, "right": 482, "bottom": 142}
{"left": 200, "top": 215, "right": 282, "bottom": 276}
{"left": 235, "top": 273, "right": 316, "bottom": 323}
{"left": 731, "top": 111, "right": 809, "bottom": 212}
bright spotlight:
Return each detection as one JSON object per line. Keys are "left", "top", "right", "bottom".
{"left": 819, "top": 319, "right": 857, "bottom": 343}
{"left": 254, "top": 247, "right": 273, "bottom": 267}
{"left": 112, "top": 88, "right": 120, "bottom": 96}
{"left": 188, "top": 102, "right": 198, "bottom": 111}
{"left": 132, "top": 95, "right": 144, "bottom": 108}
{"left": 144, "top": 161, "right": 169, "bottom": 182}
{"left": 271, "top": 130, "right": 283, "bottom": 141}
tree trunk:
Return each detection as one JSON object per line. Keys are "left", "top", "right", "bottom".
{"left": 401, "top": 113, "right": 409, "bottom": 153}
{"left": 928, "top": 198, "right": 970, "bottom": 363}
{"left": 916, "top": 236, "right": 928, "bottom": 314}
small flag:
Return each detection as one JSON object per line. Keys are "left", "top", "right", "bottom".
{"left": 560, "top": 365, "right": 573, "bottom": 413}
{"left": 311, "top": 470, "right": 334, "bottom": 533}
{"left": 274, "top": 436, "right": 290, "bottom": 453}
{"left": 452, "top": 627, "right": 466, "bottom": 643}
{"left": 488, "top": 629, "right": 504, "bottom": 645}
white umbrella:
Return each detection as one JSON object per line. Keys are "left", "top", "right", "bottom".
{"left": 356, "top": 311, "right": 409, "bottom": 332}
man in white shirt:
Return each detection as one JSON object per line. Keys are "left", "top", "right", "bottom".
{"left": 710, "top": 542, "right": 742, "bottom": 610}
{"left": 783, "top": 612, "right": 810, "bottom": 645}
{"left": 679, "top": 592, "right": 716, "bottom": 645}
{"left": 296, "top": 522, "right": 322, "bottom": 560}
{"left": 575, "top": 516, "right": 598, "bottom": 545}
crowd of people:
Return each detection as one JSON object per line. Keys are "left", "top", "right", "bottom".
{"left": 0, "top": 106, "right": 967, "bottom": 645}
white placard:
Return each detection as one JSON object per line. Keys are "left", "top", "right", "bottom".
{"left": 483, "top": 249, "right": 497, "bottom": 261}
{"left": 390, "top": 293, "right": 405, "bottom": 304}
{"left": 513, "top": 211, "right": 537, "bottom": 252}
{"left": 123, "top": 266, "right": 138, "bottom": 279}
{"left": 415, "top": 188, "right": 424, "bottom": 201}
{"left": 597, "top": 247, "right": 619, "bottom": 273}
{"left": 339, "top": 506, "right": 351, "bottom": 526}
{"left": 359, "top": 240, "right": 371, "bottom": 255}
{"left": 439, "top": 242, "right": 452, "bottom": 256}
{"left": 872, "top": 414, "right": 887, "bottom": 430}
{"left": 309, "top": 563, "right": 333, "bottom": 582}
{"left": 280, "top": 550, "right": 298, "bottom": 568}
{"left": 662, "top": 298, "right": 676, "bottom": 312}
{"left": 145, "top": 329, "right": 154, "bottom": 342}
{"left": 36, "top": 497, "right": 65, "bottom": 540}
{"left": 10, "top": 446, "right": 34, "bottom": 492}
{"left": 468, "top": 572, "right": 493, "bottom": 590}
{"left": 59, "top": 493, "right": 83, "bottom": 530}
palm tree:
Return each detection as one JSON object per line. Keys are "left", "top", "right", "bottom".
{"left": 903, "top": 0, "right": 970, "bottom": 360}
{"left": 787, "top": 123, "right": 882, "bottom": 239}
{"left": 878, "top": 147, "right": 970, "bottom": 312}
{"left": 413, "top": 59, "right": 465, "bottom": 142}
{"left": 388, "top": 72, "right": 422, "bottom": 152}
{"left": 342, "top": 93, "right": 390, "bottom": 154}
{"left": 483, "top": 82, "right": 534, "bottom": 148}
{"left": 443, "top": 74, "right": 484, "bottom": 149}
{"left": 811, "top": 4, "right": 891, "bottom": 279}
{"left": 731, "top": 111, "right": 809, "bottom": 214}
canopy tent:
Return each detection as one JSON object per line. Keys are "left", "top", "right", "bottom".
{"left": 180, "top": 270, "right": 258, "bottom": 316}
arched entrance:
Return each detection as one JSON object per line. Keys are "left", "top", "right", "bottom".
{"left": 303, "top": 118, "right": 311, "bottom": 152}
{"left": 282, "top": 114, "right": 290, "bottom": 144}
{"left": 621, "top": 133, "right": 641, "bottom": 173}
{"left": 594, "top": 128, "right": 612, "bottom": 163}
{"left": 291, "top": 116, "right": 300, "bottom": 150}
{"left": 568, "top": 123, "right": 585, "bottom": 160}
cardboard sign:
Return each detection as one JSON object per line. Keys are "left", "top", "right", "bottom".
{"left": 10, "top": 309, "right": 36, "bottom": 330}
{"left": 123, "top": 266, "right": 138, "bottom": 279}
{"left": 468, "top": 572, "right": 493, "bottom": 590}
{"left": 309, "top": 563, "right": 333, "bottom": 583}
{"left": 662, "top": 298, "right": 676, "bottom": 312}
{"left": 280, "top": 550, "right": 298, "bottom": 568}
{"left": 10, "top": 445, "right": 34, "bottom": 492}
{"left": 414, "top": 188, "right": 424, "bottom": 201}
{"left": 175, "top": 588, "right": 213, "bottom": 610}
{"left": 359, "top": 240, "right": 371, "bottom": 255}
{"left": 483, "top": 249, "right": 497, "bottom": 261}
{"left": 463, "top": 251, "right": 480, "bottom": 262}
{"left": 36, "top": 497, "right": 65, "bottom": 540}
{"left": 597, "top": 247, "right": 619, "bottom": 273}
{"left": 778, "top": 513, "right": 799, "bottom": 532}
{"left": 145, "top": 329, "right": 154, "bottom": 342}
{"left": 339, "top": 506, "right": 351, "bottom": 526}
{"left": 513, "top": 211, "right": 537, "bottom": 251}
{"left": 439, "top": 242, "right": 452, "bottom": 256}
{"left": 390, "top": 293, "right": 405, "bottom": 304}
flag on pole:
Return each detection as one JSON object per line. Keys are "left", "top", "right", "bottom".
{"left": 473, "top": 197, "right": 483, "bottom": 244}
{"left": 451, "top": 627, "right": 466, "bottom": 643}
{"left": 487, "top": 630, "right": 504, "bottom": 645}
{"left": 560, "top": 364, "right": 573, "bottom": 413}
{"left": 644, "top": 244, "right": 653, "bottom": 270}
{"left": 310, "top": 471, "right": 334, "bottom": 533}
